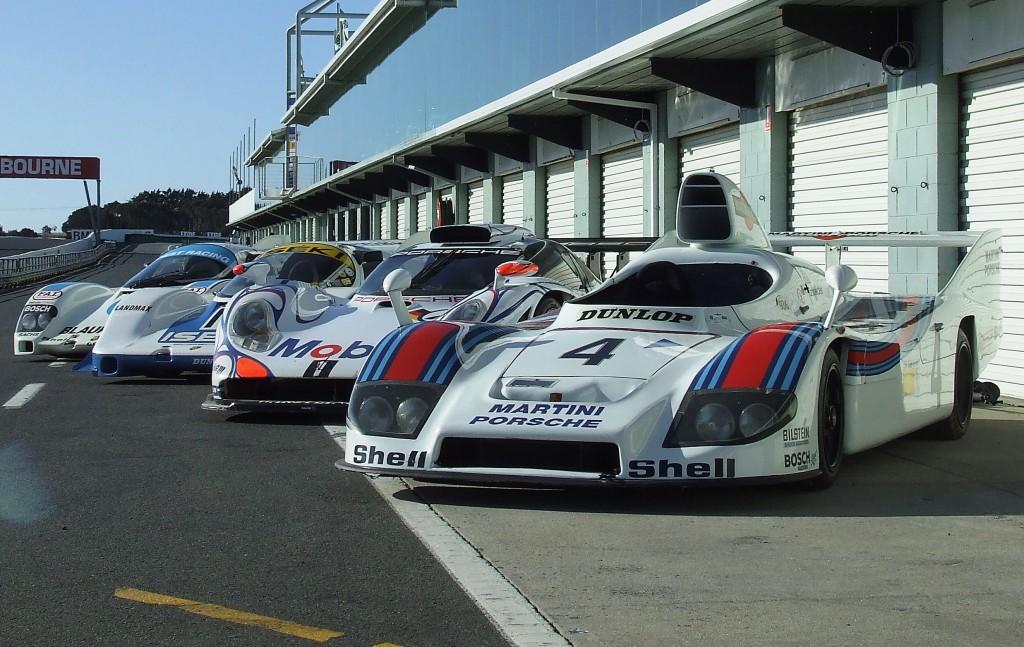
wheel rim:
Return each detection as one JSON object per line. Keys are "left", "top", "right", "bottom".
{"left": 954, "top": 343, "right": 972, "bottom": 426}
{"left": 820, "top": 365, "right": 843, "bottom": 470}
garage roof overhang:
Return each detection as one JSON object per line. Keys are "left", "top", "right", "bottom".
{"left": 233, "top": 0, "right": 914, "bottom": 231}
{"left": 245, "top": 128, "right": 288, "bottom": 167}
{"left": 282, "top": 0, "right": 457, "bottom": 128}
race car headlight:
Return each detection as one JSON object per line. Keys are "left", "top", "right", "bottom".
{"left": 664, "top": 391, "right": 797, "bottom": 447}
{"left": 695, "top": 403, "right": 735, "bottom": 442}
{"left": 357, "top": 396, "right": 394, "bottom": 436}
{"left": 446, "top": 298, "right": 486, "bottom": 322}
{"left": 18, "top": 305, "right": 58, "bottom": 332}
{"left": 228, "top": 300, "right": 278, "bottom": 352}
{"left": 738, "top": 403, "right": 776, "bottom": 438}
{"left": 348, "top": 382, "right": 444, "bottom": 439}
{"left": 19, "top": 313, "right": 38, "bottom": 331}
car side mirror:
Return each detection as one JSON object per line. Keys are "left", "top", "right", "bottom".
{"left": 823, "top": 264, "right": 858, "bottom": 329}
{"left": 493, "top": 260, "right": 539, "bottom": 290}
{"left": 383, "top": 268, "right": 414, "bottom": 326}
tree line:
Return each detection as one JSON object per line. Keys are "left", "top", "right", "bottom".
{"left": 59, "top": 188, "right": 237, "bottom": 234}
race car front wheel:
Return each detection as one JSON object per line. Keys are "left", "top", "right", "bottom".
{"left": 928, "top": 328, "right": 973, "bottom": 441}
{"left": 804, "top": 348, "right": 844, "bottom": 490}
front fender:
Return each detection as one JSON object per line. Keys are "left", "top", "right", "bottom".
{"left": 15, "top": 282, "right": 117, "bottom": 356}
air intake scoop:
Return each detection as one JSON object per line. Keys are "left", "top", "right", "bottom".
{"left": 676, "top": 173, "right": 770, "bottom": 249}
{"left": 429, "top": 225, "right": 492, "bottom": 243}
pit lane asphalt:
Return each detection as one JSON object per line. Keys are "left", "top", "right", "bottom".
{"left": 0, "top": 248, "right": 507, "bottom": 647}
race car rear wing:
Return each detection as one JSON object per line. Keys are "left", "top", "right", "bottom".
{"left": 555, "top": 231, "right": 986, "bottom": 278}
{"left": 557, "top": 237, "right": 658, "bottom": 278}
{"left": 766, "top": 231, "right": 981, "bottom": 248}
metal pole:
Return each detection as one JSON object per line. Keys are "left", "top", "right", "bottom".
{"left": 83, "top": 180, "right": 100, "bottom": 247}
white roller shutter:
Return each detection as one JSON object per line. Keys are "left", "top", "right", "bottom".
{"left": 601, "top": 145, "right": 645, "bottom": 278}
{"left": 789, "top": 92, "right": 889, "bottom": 293}
{"left": 679, "top": 123, "right": 741, "bottom": 184}
{"left": 415, "top": 193, "right": 430, "bottom": 232}
{"left": 545, "top": 160, "right": 575, "bottom": 238}
{"left": 396, "top": 200, "right": 408, "bottom": 240}
{"left": 467, "top": 181, "right": 484, "bottom": 224}
{"left": 961, "top": 62, "right": 1024, "bottom": 397}
{"left": 376, "top": 203, "right": 387, "bottom": 239}
{"left": 501, "top": 173, "right": 525, "bottom": 228}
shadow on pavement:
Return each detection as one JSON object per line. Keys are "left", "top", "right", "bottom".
{"left": 393, "top": 412, "right": 1024, "bottom": 518}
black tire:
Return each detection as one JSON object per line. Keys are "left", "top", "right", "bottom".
{"left": 803, "top": 348, "right": 844, "bottom": 490}
{"left": 533, "top": 294, "right": 563, "bottom": 317}
{"left": 929, "top": 329, "right": 973, "bottom": 440}
{"left": 980, "top": 381, "right": 1000, "bottom": 405}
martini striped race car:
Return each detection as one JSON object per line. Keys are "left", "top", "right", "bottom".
{"left": 340, "top": 173, "right": 1000, "bottom": 488}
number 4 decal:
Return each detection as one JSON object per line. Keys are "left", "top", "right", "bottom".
{"left": 560, "top": 338, "right": 625, "bottom": 365}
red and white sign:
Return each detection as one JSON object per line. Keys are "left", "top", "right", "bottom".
{"left": 0, "top": 156, "right": 100, "bottom": 180}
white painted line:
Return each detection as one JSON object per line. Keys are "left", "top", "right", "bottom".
{"left": 324, "top": 424, "right": 568, "bottom": 647}
{"left": 3, "top": 383, "right": 45, "bottom": 409}
{"left": 48, "top": 361, "right": 70, "bottom": 367}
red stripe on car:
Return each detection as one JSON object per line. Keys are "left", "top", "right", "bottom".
{"left": 848, "top": 344, "right": 899, "bottom": 365}
{"left": 720, "top": 323, "right": 797, "bottom": 389}
{"left": 382, "top": 322, "right": 458, "bottom": 381}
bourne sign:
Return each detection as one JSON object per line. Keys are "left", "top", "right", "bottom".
{"left": 0, "top": 156, "right": 101, "bottom": 180}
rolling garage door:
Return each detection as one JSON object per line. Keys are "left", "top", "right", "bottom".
{"left": 415, "top": 193, "right": 430, "bottom": 232}
{"left": 545, "top": 160, "right": 575, "bottom": 238}
{"left": 789, "top": 92, "right": 889, "bottom": 293}
{"left": 601, "top": 145, "right": 645, "bottom": 278}
{"left": 396, "top": 200, "right": 408, "bottom": 240}
{"left": 467, "top": 180, "right": 484, "bottom": 224}
{"left": 376, "top": 203, "right": 388, "bottom": 239}
{"left": 961, "top": 62, "right": 1024, "bottom": 398}
{"left": 501, "top": 173, "right": 525, "bottom": 228}
{"left": 679, "top": 123, "right": 741, "bottom": 184}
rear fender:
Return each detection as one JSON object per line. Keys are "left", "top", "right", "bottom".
{"left": 939, "top": 229, "right": 1001, "bottom": 372}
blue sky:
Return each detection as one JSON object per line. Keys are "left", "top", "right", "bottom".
{"left": 0, "top": 1, "right": 375, "bottom": 231}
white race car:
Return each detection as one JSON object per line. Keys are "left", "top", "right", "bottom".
{"left": 85, "top": 241, "right": 394, "bottom": 378}
{"left": 204, "top": 224, "right": 600, "bottom": 413}
{"left": 340, "top": 173, "right": 1001, "bottom": 489}
{"left": 13, "top": 243, "right": 253, "bottom": 361}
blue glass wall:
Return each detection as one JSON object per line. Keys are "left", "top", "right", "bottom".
{"left": 303, "top": 0, "right": 710, "bottom": 166}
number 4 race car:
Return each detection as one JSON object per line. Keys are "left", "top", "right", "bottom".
{"left": 340, "top": 173, "right": 1001, "bottom": 489}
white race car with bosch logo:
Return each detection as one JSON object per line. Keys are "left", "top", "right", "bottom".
{"left": 203, "top": 224, "right": 600, "bottom": 413}
{"left": 340, "top": 173, "right": 1001, "bottom": 489}
{"left": 84, "top": 241, "right": 394, "bottom": 378}
{"left": 13, "top": 243, "right": 253, "bottom": 361}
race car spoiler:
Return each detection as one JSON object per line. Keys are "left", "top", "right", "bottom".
{"left": 767, "top": 231, "right": 982, "bottom": 248}
{"left": 555, "top": 231, "right": 984, "bottom": 276}
{"left": 559, "top": 231, "right": 981, "bottom": 251}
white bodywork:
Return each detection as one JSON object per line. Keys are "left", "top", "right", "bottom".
{"left": 340, "top": 174, "right": 1001, "bottom": 486}
{"left": 204, "top": 225, "right": 599, "bottom": 413}
{"left": 85, "top": 241, "right": 394, "bottom": 378}
{"left": 13, "top": 243, "right": 252, "bottom": 360}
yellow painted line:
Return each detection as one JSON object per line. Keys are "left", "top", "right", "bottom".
{"left": 114, "top": 587, "right": 343, "bottom": 643}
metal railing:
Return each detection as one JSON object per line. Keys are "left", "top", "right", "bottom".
{"left": 0, "top": 242, "right": 116, "bottom": 290}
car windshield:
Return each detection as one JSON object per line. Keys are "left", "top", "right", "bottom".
{"left": 357, "top": 248, "right": 520, "bottom": 296}
{"left": 575, "top": 261, "right": 773, "bottom": 307}
{"left": 219, "top": 251, "right": 356, "bottom": 296}
{"left": 124, "top": 253, "right": 231, "bottom": 288}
